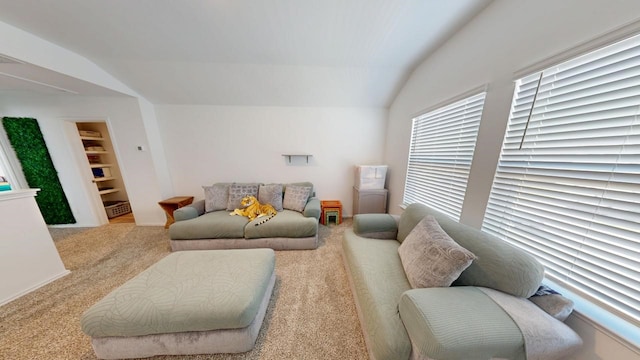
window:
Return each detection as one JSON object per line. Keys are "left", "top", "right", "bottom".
{"left": 403, "top": 92, "right": 486, "bottom": 220}
{"left": 483, "top": 33, "right": 640, "bottom": 327}
{"left": 0, "top": 136, "right": 15, "bottom": 191}
{"left": 0, "top": 163, "right": 9, "bottom": 191}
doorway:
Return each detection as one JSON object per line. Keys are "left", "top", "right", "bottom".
{"left": 75, "top": 122, "right": 135, "bottom": 224}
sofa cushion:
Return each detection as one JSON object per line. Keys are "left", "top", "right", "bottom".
{"left": 398, "top": 216, "right": 476, "bottom": 288}
{"left": 399, "top": 287, "right": 525, "bottom": 360}
{"left": 398, "top": 203, "right": 544, "bottom": 298}
{"left": 283, "top": 185, "right": 311, "bottom": 212}
{"left": 342, "top": 229, "right": 412, "bottom": 360}
{"left": 226, "top": 183, "right": 260, "bottom": 210}
{"left": 258, "top": 183, "right": 284, "bottom": 211}
{"left": 244, "top": 210, "right": 318, "bottom": 239}
{"left": 203, "top": 183, "right": 231, "bottom": 212}
{"left": 284, "top": 182, "right": 314, "bottom": 196}
{"left": 169, "top": 211, "right": 248, "bottom": 240}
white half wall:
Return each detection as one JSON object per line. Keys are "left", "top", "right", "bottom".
{"left": 156, "top": 105, "right": 387, "bottom": 216}
{"left": 0, "top": 189, "right": 69, "bottom": 306}
{"left": 0, "top": 93, "right": 166, "bottom": 226}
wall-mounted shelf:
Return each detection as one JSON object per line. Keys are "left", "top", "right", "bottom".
{"left": 282, "top": 154, "right": 313, "bottom": 163}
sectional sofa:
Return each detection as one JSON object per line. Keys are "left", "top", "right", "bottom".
{"left": 342, "top": 203, "right": 582, "bottom": 360}
{"left": 169, "top": 182, "right": 321, "bottom": 251}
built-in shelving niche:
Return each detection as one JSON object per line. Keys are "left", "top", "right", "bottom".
{"left": 76, "top": 122, "right": 131, "bottom": 219}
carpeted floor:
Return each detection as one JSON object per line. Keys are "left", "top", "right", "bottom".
{"left": 0, "top": 220, "right": 368, "bottom": 360}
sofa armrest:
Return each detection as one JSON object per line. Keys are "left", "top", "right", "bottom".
{"left": 303, "top": 197, "right": 321, "bottom": 220}
{"left": 173, "top": 200, "right": 205, "bottom": 222}
{"left": 353, "top": 213, "right": 398, "bottom": 239}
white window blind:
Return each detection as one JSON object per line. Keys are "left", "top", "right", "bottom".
{"left": 403, "top": 92, "right": 485, "bottom": 220}
{"left": 483, "top": 33, "right": 640, "bottom": 326}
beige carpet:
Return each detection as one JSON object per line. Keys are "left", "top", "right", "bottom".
{"left": 0, "top": 220, "right": 368, "bottom": 360}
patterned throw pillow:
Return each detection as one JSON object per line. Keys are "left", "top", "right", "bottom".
{"left": 202, "top": 183, "right": 231, "bottom": 212}
{"left": 282, "top": 185, "right": 312, "bottom": 212}
{"left": 258, "top": 184, "right": 283, "bottom": 211}
{"left": 226, "top": 183, "right": 260, "bottom": 210}
{"left": 398, "top": 215, "right": 476, "bottom": 288}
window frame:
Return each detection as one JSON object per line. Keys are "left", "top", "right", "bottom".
{"left": 482, "top": 31, "right": 640, "bottom": 346}
{"left": 403, "top": 91, "right": 486, "bottom": 220}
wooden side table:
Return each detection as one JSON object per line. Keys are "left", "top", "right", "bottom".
{"left": 320, "top": 200, "right": 342, "bottom": 225}
{"left": 158, "top": 196, "right": 194, "bottom": 229}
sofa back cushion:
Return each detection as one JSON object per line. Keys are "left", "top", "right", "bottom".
{"left": 283, "top": 185, "right": 312, "bottom": 212}
{"left": 284, "top": 182, "right": 315, "bottom": 197}
{"left": 226, "top": 183, "right": 260, "bottom": 210}
{"left": 398, "top": 203, "right": 544, "bottom": 298}
{"left": 398, "top": 204, "right": 434, "bottom": 243}
{"left": 258, "top": 183, "right": 284, "bottom": 211}
{"left": 398, "top": 216, "right": 476, "bottom": 288}
{"left": 203, "top": 183, "right": 231, "bottom": 212}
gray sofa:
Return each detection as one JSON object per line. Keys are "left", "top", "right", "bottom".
{"left": 170, "top": 182, "right": 321, "bottom": 251}
{"left": 342, "top": 203, "right": 583, "bottom": 360}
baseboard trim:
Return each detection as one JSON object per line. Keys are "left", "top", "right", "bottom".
{"left": 0, "top": 269, "right": 71, "bottom": 306}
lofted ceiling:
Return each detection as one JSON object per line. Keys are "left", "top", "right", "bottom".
{"left": 0, "top": 0, "right": 491, "bottom": 107}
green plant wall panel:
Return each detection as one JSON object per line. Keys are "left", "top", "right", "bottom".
{"left": 2, "top": 117, "right": 76, "bottom": 224}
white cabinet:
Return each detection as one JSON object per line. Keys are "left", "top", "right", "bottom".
{"left": 353, "top": 187, "right": 388, "bottom": 214}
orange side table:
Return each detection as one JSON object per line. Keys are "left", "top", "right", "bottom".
{"left": 158, "top": 196, "right": 194, "bottom": 229}
{"left": 320, "top": 200, "right": 342, "bottom": 225}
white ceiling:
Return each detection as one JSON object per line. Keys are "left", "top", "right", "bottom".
{"left": 0, "top": 57, "right": 126, "bottom": 97}
{"left": 0, "top": 0, "right": 491, "bottom": 107}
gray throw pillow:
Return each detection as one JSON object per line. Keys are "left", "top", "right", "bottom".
{"left": 258, "top": 183, "right": 283, "bottom": 211}
{"left": 283, "top": 185, "right": 312, "bottom": 212}
{"left": 398, "top": 215, "right": 476, "bottom": 288}
{"left": 202, "top": 183, "right": 231, "bottom": 212}
{"left": 226, "top": 183, "right": 260, "bottom": 210}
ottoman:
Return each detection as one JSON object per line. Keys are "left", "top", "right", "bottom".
{"left": 81, "top": 249, "right": 276, "bottom": 359}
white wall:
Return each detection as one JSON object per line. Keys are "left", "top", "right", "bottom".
{"left": 0, "top": 93, "right": 166, "bottom": 226}
{"left": 0, "top": 17, "right": 172, "bottom": 227}
{"left": 156, "top": 105, "right": 387, "bottom": 216}
{"left": 384, "top": 0, "right": 640, "bottom": 359}
{"left": 385, "top": 0, "right": 640, "bottom": 226}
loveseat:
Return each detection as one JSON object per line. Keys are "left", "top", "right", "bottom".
{"left": 342, "top": 203, "right": 583, "bottom": 360}
{"left": 169, "top": 182, "right": 321, "bottom": 251}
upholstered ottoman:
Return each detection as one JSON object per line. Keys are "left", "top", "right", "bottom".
{"left": 81, "top": 249, "right": 276, "bottom": 359}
